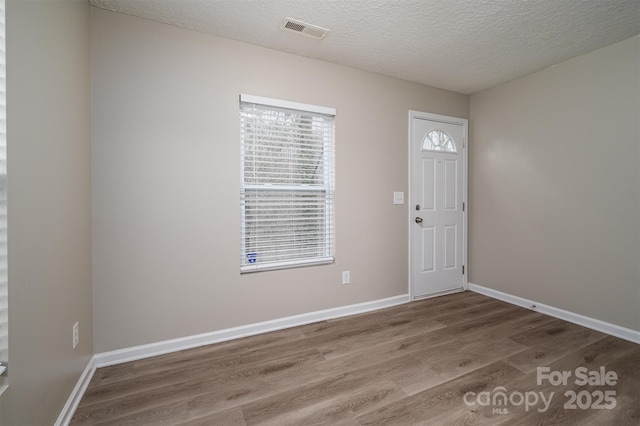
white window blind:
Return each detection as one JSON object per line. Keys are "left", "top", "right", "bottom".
{"left": 240, "top": 94, "right": 335, "bottom": 273}
{"left": 0, "top": 0, "right": 8, "bottom": 383}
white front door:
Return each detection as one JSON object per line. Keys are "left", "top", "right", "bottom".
{"left": 410, "top": 112, "right": 466, "bottom": 299}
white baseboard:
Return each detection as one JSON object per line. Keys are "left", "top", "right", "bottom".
{"left": 55, "top": 355, "right": 96, "bottom": 426}
{"left": 469, "top": 283, "right": 640, "bottom": 344}
{"left": 95, "top": 294, "right": 410, "bottom": 368}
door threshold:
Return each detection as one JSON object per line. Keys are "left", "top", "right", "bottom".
{"left": 413, "top": 287, "right": 465, "bottom": 301}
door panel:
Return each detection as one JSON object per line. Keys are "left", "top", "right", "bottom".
{"left": 421, "top": 159, "right": 435, "bottom": 210}
{"left": 444, "top": 159, "right": 457, "bottom": 210}
{"left": 411, "top": 114, "right": 466, "bottom": 298}
{"left": 421, "top": 227, "right": 435, "bottom": 272}
{"left": 444, "top": 225, "right": 457, "bottom": 269}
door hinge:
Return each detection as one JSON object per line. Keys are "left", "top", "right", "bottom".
{"left": 462, "top": 202, "right": 465, "bottom": 212}
{"left": 463, "top": 138, "right": 466, "bottom": 148}
{"left": 462, "top": 265, "right": 465, "bottom": 274}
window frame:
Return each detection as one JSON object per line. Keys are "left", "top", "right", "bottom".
{"left": 239, "top": 94, "right": 336, "bottom": 273}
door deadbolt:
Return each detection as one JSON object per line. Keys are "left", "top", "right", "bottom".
{"left": 415, "top": 217, "right": 423, "bottom": 223}
{"left": 415, "top": 204, "right": 420, "bottom": 211}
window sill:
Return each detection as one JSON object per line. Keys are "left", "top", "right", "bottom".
{"left": 241, "top": 257, "right": 334, "bottom": 274}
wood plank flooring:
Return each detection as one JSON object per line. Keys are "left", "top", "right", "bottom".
{"left": 71, "top": 291, "right": 640, "bottom": 425}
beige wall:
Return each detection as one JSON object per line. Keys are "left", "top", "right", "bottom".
{"left": 2, "top": 0, "right": 93, "bottom": 425}
{"left": 91, "top": 8, "right": 469, "bottom": 353}
{"left": 469, "top": 36, "right": 640, "bottom": 331}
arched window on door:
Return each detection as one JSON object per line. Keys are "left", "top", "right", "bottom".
{"left": 422, "top": 129, "right": 457, "bottom": 153}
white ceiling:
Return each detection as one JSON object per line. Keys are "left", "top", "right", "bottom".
{"left": 89, "top": 0, "right": 640, "bottom": 94}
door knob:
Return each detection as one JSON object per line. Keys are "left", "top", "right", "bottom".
{"left": 415, "top": 217, "right": 423, "bottom": 223}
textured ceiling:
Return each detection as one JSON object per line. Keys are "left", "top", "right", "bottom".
{"left": 89, "top": 0, "right": 640, "bottom": 94}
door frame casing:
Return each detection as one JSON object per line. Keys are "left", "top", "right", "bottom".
{"left": 408, "top": 110, "right": 469, "bottom": 300}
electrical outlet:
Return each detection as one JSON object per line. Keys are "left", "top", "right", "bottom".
{"left": 342, "top": 270, "right": 350, "bottom": 284}
{"left": 393, "top": 192, "right": 404, "bottom": 205}
{"left": 73, "top": 321, "right": 79, "bottom": 349}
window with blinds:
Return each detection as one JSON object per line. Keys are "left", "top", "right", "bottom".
{"left": 0, "top": 0, "right": 7, "bottom": 384}
{"left": 240, "top": 94, "right": 335, "bottom": 273}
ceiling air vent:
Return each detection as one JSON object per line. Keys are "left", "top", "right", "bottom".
{"left": 280, "top": 17, "right": 328, "bottom": 40}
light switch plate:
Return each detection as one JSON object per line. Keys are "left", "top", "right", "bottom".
{"left": 393, "top": 192, "right": 404, "bottom": 205}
